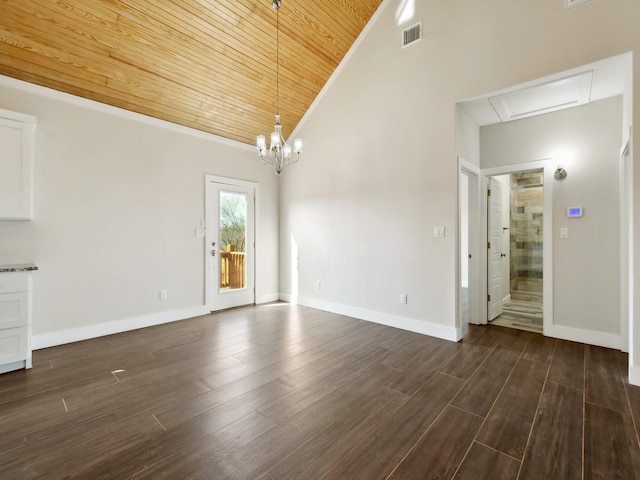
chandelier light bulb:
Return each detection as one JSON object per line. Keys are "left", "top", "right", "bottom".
{"left": 271, "top": 131, "right": 280, "bottom": 148}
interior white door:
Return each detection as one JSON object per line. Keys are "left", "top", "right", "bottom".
{"left": 488, "top": 177, "right": 504, "bottom": 321}
{"left": 206, "top": 179, "right": 255, "bottom": 311}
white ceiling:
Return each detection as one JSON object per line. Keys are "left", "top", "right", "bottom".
{"left": 458, "top": 53, "right": 631, "bottom": 126}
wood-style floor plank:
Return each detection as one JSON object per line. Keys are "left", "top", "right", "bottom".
{"left": 451, "top": 345, "right": 522, "bottom": 418}
{"left": 155, "top": 377, "right": 291, "bottom": 431}
{"left": 0, "top": 410, "right": 166, "bottom": 479}
{"left": 520, "top": 333, "right": 556, "bottom": 364}
{"left": 475, "top": 357, "right": 548, "bottom": 459}
{"left": 585, "top": 345, "right": 629, "bottom": 413}
{"left": 438, "top": 343, "right": 494, "bottom": 381}
{"left": 623, "top": 377, "right": 640, "bottom": 448}
{"left": 255, "top": 386, "right": 408, "bottom": 480}
{"left": 230, "top": 361, "right": 405, "bottom": 479}
{"left": 0, "top": 303, "right": 636, "bottom": 479}
{"left": 69, "top": 412, "right": 231, "bottom": 479}
{"left": 584, "top": 402, "right": 640, "bottom": 479}
{"left": 322, "top": 372, "right": 465, "bottom": 480}
{"left": 387, "top": 405, "right": 483, "bottom": 479}
{"left": 384, "top": 339, "right": 462, "bottom": 396}
{"left": 548, "top": 339, "right": 585, "bottom": 389}
{"left": 455, "top": 442, "right": 521, "bottom": 480}
{"left": 135, "top": 445, "right": 243, "bottom": 480}
{"left": 518, "top": 380, "right": 583, "bottom": 480}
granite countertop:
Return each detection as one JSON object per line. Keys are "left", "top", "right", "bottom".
{"left": 0, "top": 263, "right": 39, "bottom": 273}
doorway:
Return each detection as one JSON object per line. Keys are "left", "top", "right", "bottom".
{"left": 487, "top": 169, "right": 544, "bottom": 333}
{"left": 205, "top": 176, "right": 256, "bottom": 311}
{"left": 459, "top": 158, "right": 480, "bottom": 334}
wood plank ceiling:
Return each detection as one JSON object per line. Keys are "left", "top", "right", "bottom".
{"left": 0, "top": 0, "right": 382, "bottom": 145}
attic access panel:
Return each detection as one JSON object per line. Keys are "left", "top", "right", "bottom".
{"left": 489, "top": 71, "right": 594, "bottom": 122}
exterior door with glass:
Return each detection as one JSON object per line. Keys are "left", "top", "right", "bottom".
{"left": 206, "top": 177, "right": 255, "bottom": 311}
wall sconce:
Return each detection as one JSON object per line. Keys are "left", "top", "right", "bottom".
{"left": 554, "top": 165, "right": 567, "bottom": 180}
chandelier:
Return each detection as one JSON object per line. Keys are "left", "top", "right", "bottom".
{"left": 256, "top": 0, "right": 302, "bottom": 175}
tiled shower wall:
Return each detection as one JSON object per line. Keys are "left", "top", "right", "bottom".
{"left": 510, "top": 170, "right": 544, "bottom": 303}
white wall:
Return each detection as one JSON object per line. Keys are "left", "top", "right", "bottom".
{"left": 482, "top": 97, "right": 623, "bottom": 341}
{"left": 0, "top": 77, "right": 280, "bottom": 347}
{"left": 456, "top": 107, "right": 480, "bottom": 167}
{"left": 279, "top": 0, "right": 640, "bottom": 351}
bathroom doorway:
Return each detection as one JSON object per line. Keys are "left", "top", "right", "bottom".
{"left": 488, "top": 169, "right": 544, "bottom": 333}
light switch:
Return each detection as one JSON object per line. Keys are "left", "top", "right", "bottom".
{"left": 434, "top": 226, "right": 445, "bottom": 238}
{"left": 560, "top": 227, "right": 568, "bottom": 239}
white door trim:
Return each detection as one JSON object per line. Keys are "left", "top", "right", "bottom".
{"left": 205, "top": 175, "right": 260, "bottom": 311}
{"left": 457, "top": 157, "right": 481, "bottom": 338}
{"left": 480, "top": 159, "right": 554, "bottom": 336}
{"left": 620, "top": 136, "right": 632, "bottom": 353}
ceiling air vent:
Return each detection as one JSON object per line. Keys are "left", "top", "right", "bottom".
{"left": 402, "top": 22, "right": 422, "bottom": 48}
{"left": 565, "top": 0, "right": 590, "bottom": 9}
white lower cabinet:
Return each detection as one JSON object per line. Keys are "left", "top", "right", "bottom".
{"left": 0, "top": 327, "right": 28, "bottom": 366}
{"left": 0, "top": 272, "right": 32, "bottom": 374}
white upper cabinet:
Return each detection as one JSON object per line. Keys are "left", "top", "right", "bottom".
{"left": 0, "top": 109, "right": 36, "bottom": 220}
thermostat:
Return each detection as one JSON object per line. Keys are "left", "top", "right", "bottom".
{"left": 567, "top": 207, "right": 583, "bottom": 218}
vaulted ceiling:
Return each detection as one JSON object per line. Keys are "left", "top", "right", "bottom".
{"left": 0, "top": 0, "right": 382, "bottom": 145}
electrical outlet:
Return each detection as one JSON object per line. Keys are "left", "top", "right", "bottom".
{"left": 159, "top": 289, "right": 167, "bottom": 300}
{"left": 400, "top": 293, "right": 407, "bottom": 304}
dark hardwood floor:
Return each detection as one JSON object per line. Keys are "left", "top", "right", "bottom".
{"left": 1, "top": 303, "right": 639, "bottom": 479}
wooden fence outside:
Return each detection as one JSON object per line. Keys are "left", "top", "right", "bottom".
{"left": 220, "top": 246, "right": 245, "bottom": 289}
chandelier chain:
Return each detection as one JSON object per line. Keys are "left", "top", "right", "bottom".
{"left": 276, "top": 6, "right": 279, "bottom": 116}
{"left": 256, "top": 0, "right": 302, "bottom": 175}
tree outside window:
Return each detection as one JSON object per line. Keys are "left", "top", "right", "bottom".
{"left": 220, "top": 192, "right": 246, "bottom": 252}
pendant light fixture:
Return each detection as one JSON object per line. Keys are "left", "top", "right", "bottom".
{"left": 256, "top": 0, "right": 302, "bottom": 175}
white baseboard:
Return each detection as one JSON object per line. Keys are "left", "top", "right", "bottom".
{"left": 547, "top": 324, "right": 622, "bottom": 350}
{"left": 0, "top": 360, "right": 28, "bottom": 374}
{"left": 280, "top": 293, "right": 458, "bottom": 342}
{"left": 629, "top": 364, "right": 640, "bottom": 387}
{"left": 280, "top": 293, "right": 299, "bottom": 305}
{"left": 32, "top": 305, "right": 210, "bottom": 350}
{"left": 256, "top": 292, "right": 280, "bottom": 304}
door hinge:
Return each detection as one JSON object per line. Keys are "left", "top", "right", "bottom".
{"left": 487, "top": 189, "right": 491, "bottom": 197}
{"left": 487, "top": 241, "right": 491, "bottom": 249}
{"left": 488, "top": 294, "right": 491, "bottom": 302}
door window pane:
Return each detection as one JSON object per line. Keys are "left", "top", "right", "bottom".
{"left": 219, "top": 191, "right": 247, "bottom": 291}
